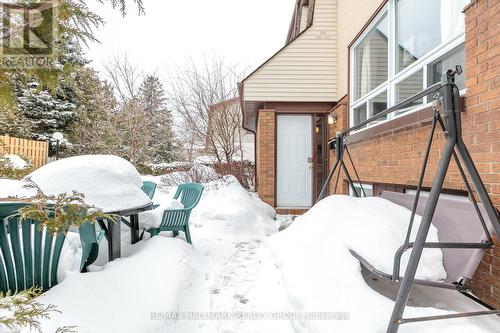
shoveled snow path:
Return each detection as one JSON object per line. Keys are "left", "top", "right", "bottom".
{"left": 208, "top": 238, "right": 296, "bottom": 333}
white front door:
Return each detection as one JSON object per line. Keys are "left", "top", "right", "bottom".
{"left": 277, "top": 115, "right": 312, "bottom": 207}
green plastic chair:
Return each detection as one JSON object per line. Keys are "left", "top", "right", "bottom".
{"left": 141, "top": 181, "right": 157, "bottom": 200}
{"left": 147, "top": 183, "right": 204, "bottom": 244}
{"left": 0, "top": 203, "right": 102, "bottom": 293}
{"left": 122, "top": 180, "right": 158, "bottom": 229}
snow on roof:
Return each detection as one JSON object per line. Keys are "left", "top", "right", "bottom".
{"left": 25, "top": 155, "right": 151, "bottom": 212}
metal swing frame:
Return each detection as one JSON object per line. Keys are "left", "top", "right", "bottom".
{"left": 317, "top": 69, "right": 500, "bottom": 333}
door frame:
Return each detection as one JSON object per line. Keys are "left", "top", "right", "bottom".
{"left": 274, "top": 113, "right": 315, "bottom": 208}
{"left": 312, "top": 114, "right": 329, "bottom": 201}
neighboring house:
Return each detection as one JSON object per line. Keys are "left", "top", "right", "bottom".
{"left": 241, "top": 0, "right": 499, "bottom": 307}
{"left": 208, "top": 98, "right": 255, "bottom": 163}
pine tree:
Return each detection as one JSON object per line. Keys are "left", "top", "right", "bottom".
{"left": 13, "top": 39, "right": 88, "bottom": 147}
{"left": 139, "top": 75, "right": 175, "bottom": 163}
{"left": 15, "top": 79, "right": 76, "bottom": 142}
{"left": 0, "top": 0, "right": 144, "bottom": 110}
{"left": 66, "top": 68, "right": 119, "bottom": 156}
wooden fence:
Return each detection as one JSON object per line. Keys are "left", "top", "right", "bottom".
{"left": 0, "top": 134, "right": 48, "bottom": 168}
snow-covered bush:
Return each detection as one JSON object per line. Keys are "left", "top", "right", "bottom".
{"left": 148, "top": 161, "right": 193, "bottom": 175}
{"left": 160, "top": 162, "right": 221, "bottom": 187}
{"left": 0, "top": 155, "right": 33, "bottom": 179}
{"left": 213, "top": 160, "right": 255, "bottom": 190}
{"left": 0, "top": 288, "right": 75, "bottom": 333}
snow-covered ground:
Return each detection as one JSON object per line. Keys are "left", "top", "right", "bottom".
{"left": 2, "top": 157, "right": 496, "bottom": 333}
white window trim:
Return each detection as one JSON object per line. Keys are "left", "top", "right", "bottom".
{"left": 349, "top": 0, "right": 466, "bottom": 131}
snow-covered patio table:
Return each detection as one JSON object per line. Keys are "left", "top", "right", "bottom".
{"left": 0, "top": 155, "right": 155, "bottom": 261}
{"left": 98, "top": 202, "right": 154, "bottom": 260}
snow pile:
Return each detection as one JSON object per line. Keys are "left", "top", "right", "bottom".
{"left": 35, "top": 237, "right": 210, "bottom": 333}
{"left": 57, "top": 231, "right": 83, "bottom": 281}
{"left": 25, "top": 155, "right": 151, "bottom": 212}
{"left": 139, "top": 175, "right": 275, "bottom": 233}
{"left": 0, "top": 179, "right": 36, "bottom": 199}
{"left": 1, "top": 154, "right": 29, "bottom": 169}
{"left": 260, "top": 195, "right": 487, "bottom": 332}
{"left": 191, "top": 176, "right": 275, "bottom": 230}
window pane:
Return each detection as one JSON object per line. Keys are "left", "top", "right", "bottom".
{"left": 353, "top": 104, "right": 367, "bottom": 125}
{"left": 397, "top": 0, "right": 468, "bottom": 71}
{"left": 395, "top": 69, "right": 423, "bottom": 113}
{"left": 350, "top": 183, "right": 373, "bottom": 197}
{"left": 429, "top": 46, "right": 465, "bottom": 90}
{"left": 368, "top": 90, "right": 388, "bottom": 119}
{"left": 354, "top": 14, "right": 389, "bottom": 99}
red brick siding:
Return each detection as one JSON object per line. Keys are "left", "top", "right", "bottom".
{"left": 328, "top": 95, "right": 349, "bottom": 195}
{"left": 256, "top": 109, "right": 276, "bottom": 207}
{"left": 465, "top": 0, "right": 500, "bottom": 309}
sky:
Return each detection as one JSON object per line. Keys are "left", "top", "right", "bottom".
{"left": 84, "top": 0, "right": 296, "bottom": 81}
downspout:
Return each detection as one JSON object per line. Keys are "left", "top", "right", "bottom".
{"left": 238, "top": 82, "right": 258, "bottom": 192}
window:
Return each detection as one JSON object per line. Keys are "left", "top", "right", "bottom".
{"left": 428, "top": 46, "right": 465, "bottom": 90}
{"left": 350, "top": 0, "right": 468, "bottom": 128}
{"left": 395, "top": 69, "right": 423, "bottom": 113}
{"left": 349, "top": 183, "right": 373, "bottom": 198}
{"left": 354, "top": 14, "right": 389, "bottom": 100}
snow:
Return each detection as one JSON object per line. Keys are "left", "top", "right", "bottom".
{"left": 0, "top": 179, "right": 36, "bottom": 199}
{"left": 25, "top": 155, "right": 151, "bottom": 212}
{"left": 2, "top": 154, "right": 29, "bottom": 169}
{"left": 25, "top": 181, "right": 499, "bottom": 333}
{"left": 297, "top": 195, "right": 447, "bottom": 281}
{"left": 139, "top": 196, "right": 184, "bottom": 229}
{"left": 57, "top": 231, "right": 84, "bottom": 281}
{"left": 35, "top": 237, "right": 210, "bottom": 333}
{"left": 255, "top": 195, "right": 496, "bottom": 333}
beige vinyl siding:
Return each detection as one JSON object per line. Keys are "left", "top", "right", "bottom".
{"left": 244, "top": 0, "right": 337, "bottom": 102}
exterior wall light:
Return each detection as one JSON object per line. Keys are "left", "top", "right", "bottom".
{"left": 328, "top": 114, "right": 336, "bottom": 125}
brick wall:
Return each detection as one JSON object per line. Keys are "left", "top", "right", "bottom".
{"left": 327, "top": 0, "right": 499, "bottom": 308}
{"left": 465, "top": 0, "right": 500, "bottom": 308}
{"left": 328, "top": 95, "right": 349, "bottom": 195}
{"left": 256, "top": 109, "right": 276, "bottom": 207}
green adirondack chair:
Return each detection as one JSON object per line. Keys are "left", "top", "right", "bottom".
{"left": 147, "top": 183, "right": 203, "bottom": 244}
{"left": 0, "top": 202, "right": 102, "bottom": 293}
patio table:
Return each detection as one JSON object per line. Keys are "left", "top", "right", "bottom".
{"left": 99, "top": 202, "right": 154, "bottom": 261}
{"left": 0, "top": 199, "right": 153, "bottom": 262}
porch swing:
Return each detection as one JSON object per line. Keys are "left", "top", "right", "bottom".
{"left": 317, "top": 67, "right": 500, "bottom": 333}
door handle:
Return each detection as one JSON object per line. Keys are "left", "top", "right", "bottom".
{"left": 307, "top": 157, "right": 313, "bottom": 169}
